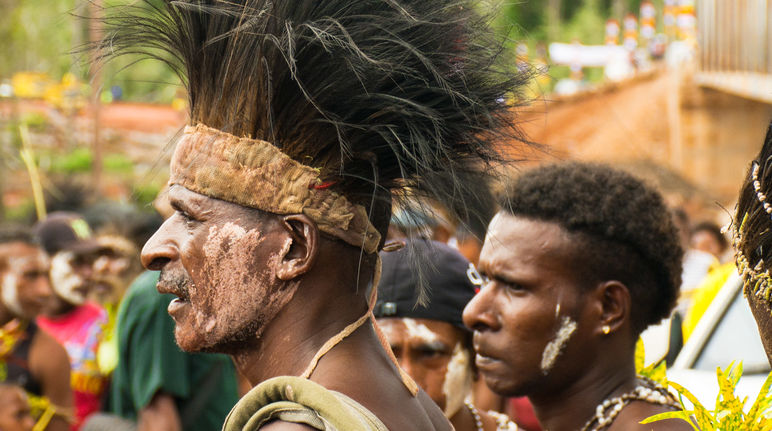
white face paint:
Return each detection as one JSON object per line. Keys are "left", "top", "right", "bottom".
{"left": 441, "top": 342, "right": 473, "bottom": 418}
{"left": 50, "top": 252, "right": 87, "bottom": 306}
{"left": 540, "top": 315, "right": 578, "bottom": 375}
{"left": 1, "top": 273, "right": 24, "bottom": 317}
{"left": 403, "top": 318, "right": 439, "bottom": 344}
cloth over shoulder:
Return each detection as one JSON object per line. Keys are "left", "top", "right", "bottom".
{"left": 222, "top": 376, "right": 389, "bottom": 431}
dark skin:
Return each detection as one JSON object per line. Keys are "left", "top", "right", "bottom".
{"left": 45, "top": 252, "right": 99, "bottom": 317}
{"left": 378, "top": 317, "right": 502, "bottom": 431}
{"left": 746, "top": 293, "right": 772, "bottom": 366}
{"left": 0, "top": 242, "right": 73, "bottom": 431}
{"left": 463, "top": 213, "right": 692, "bottom": 431}
{"left": 141, "top": 185, "right": 451, "bottom": 431}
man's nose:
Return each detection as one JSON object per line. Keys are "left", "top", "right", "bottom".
{"left": 141, "top": 221, "right": 179, "bottom": 270}
{"left": 34, "top": 275, "right": 54, "bottom": 299}
{"left": 462, "top": 284, "right": 500, "bottom": 332}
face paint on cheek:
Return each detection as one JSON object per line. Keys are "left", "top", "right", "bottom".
{"left": 1, "top": 273, "right": 24, "bottom": 317}
{"left": 190, "top": 222, "right": 300, "bottom": 349}
{"left": 540, "top": 315, "right": 578, "bottom": 375}
{"left": 441, "top": 342, "right": 473, "bottom": 418}
{"left": 50, "top": 253, "right": 86, "bottom": 305}
{"left": 403, "top": 318, "right": 439, "bottom": 344}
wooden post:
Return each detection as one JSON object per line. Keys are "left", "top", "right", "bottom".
{"left": 89, "top": 0, "right": 103, "bottom": 194}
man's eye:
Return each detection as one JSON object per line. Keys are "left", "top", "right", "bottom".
{"left": 178, "top": 211, "right": 197, "bottom": 227}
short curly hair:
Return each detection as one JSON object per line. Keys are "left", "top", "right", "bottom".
{"left": 499, "top": 162, "right": 683, "bottom": 336}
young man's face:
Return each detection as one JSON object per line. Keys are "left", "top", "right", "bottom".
{"left": 0, "top": 242, "right": 53, "bottom": 320}
{"left": 141, "top": 185, "right": 293, "bottom": 352}
{"left": 462, "top": 213, "right": 595, "bottom": 398}
{"left": 0, "top": 386, "right": 35, "bottom": 431}
{"left": 377, "top": 317, "right": 472, "bottom": 417}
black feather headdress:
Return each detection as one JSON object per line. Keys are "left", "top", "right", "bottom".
{"left": 97, "top": 0, "right": 530, "bottom": 254}
{"left": 735, "top": 122, "right": 772, "bottom": 302}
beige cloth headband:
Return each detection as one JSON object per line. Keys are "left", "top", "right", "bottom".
{"left": 170, "top": 124, "right": 381, "bottom": 254}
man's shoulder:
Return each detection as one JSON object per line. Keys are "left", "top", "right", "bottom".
{"left": 259, "top": 422, "right": 316, "bottom": 431}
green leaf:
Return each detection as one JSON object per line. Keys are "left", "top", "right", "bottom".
{"left": 641, "top": 411, "right": 699, "bottom": 430}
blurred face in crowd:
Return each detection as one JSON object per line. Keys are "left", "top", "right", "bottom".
{"left": 141, "top": 185, "right": 297, "bottom": 353}
{"left": 463, "top": 213, "right": 594, "bottom": 398}
{"left": 0, "top": 385, "right": 35, "bottom": 431}
{"left": 378, "top": 317, "right": 472, "bottom": 417}
{"left": 49, "top": 250, "right": 98, "bottom": 307}
{"left": 0, "top": 242, "right": 53, "bottom": 320}
{"left": 88, "top": 236, "right": 140, "bottom": 305}
{"left": 690, "top": 230, "right": 725, "bottom": 259}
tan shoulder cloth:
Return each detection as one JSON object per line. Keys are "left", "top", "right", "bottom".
{"left": 222, "top": 376, "right": 389, "bottom": 431}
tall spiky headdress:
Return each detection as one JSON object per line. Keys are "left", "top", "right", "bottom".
{"left": 734, "top": 122, "right": 772, "bottom": 302}
{"left": 97, "top": 0, "right": 530, "bottom": 256}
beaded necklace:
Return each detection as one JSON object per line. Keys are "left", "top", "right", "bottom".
{"left": 580, "top": 377, "right": 679, "bottom": 431}
{"left": 465, "top": 400, "right": 484, "bottom": 431}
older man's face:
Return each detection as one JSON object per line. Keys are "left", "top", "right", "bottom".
{"left": 141, "top": 185, "right": 294, "bottom": 352}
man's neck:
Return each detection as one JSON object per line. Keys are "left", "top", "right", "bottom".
{"left": 529, "top": 359, "right": 637, "bottom": 431}
{"left": 231, "top": 280, "right": 371, "bottom": 386}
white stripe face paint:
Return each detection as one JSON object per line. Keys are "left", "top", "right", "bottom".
{"left": 441, "top": 342, "right": 473, "bottom": 418}
{"left": 50, "top": 251, "right": 87, "bottom": 306}
{"left": 1, "top": 273, "right": 24, "bottom": 317}
{"left": 403, "top": 318, "right": 439, "bottom": 344}
{"left": 540, "top": 315, "right": 577, "bottom": 375}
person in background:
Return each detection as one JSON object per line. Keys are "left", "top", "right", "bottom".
{"left": 463, "top": 162, "right": 691, "bottom": 431}
{"left": 375, "top": 239, "right": 519, "bottom": 431}
{"left": 690, "top": 221, "right": 729, "bottom": 263}
{"left": 0, "top": 225, "right": 72, "bottom": 431}
{"left": 87, "top": 234, "right": 144, "bottom": 378}
{"left": 0, "top": 383, "right": 36, "bottom": 431}
{"left": 34, "top": 213, "right": 111, "bottom": 430}
{"left": 681, "top": 221, "right": 735, "bottom": 342}
{"left": 671, "top": 209, "right": 716, "bottom": 319}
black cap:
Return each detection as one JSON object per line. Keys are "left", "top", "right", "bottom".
{"left": 34, "top": 212, "right": 103, "bottom": 256}
{"left": 374, "top": 239, "right": 476, "bottom": 329}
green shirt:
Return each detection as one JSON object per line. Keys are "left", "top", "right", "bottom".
{"left": 109, "top": 271, "right": 239, "bottom": 431}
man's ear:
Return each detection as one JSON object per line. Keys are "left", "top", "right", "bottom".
{"left": 275, "top": 214, "right": 318, "bottom": 281}
{"left": 593, "top": 280, "right": 631, "bottom": 336}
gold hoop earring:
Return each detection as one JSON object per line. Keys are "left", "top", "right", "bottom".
{"left": 602, "top": 325, "right": 610, "bottom": 335}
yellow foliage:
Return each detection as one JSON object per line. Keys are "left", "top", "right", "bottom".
{"left": 642, "top": 362, "right": 772, "bottom": 430}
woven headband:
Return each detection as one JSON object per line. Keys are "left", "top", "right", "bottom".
{"left": 170, "top": 124, "right": 381, "bottom": 254}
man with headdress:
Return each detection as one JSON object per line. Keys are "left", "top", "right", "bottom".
{"left": 100, "top": 0, "right": 528, "bottom": 429}
{"left": 734, "top": 122, "right": 772, "bottom": 365}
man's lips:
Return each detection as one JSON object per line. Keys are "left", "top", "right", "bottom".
{"left": 156, "top": 282, "right": 189, "bottom": 301}
{"left": 168, "top": 297, "right": 188, "bottom": 315}
{"left": 475, "top": 353, "right": 501, "bottom": 369}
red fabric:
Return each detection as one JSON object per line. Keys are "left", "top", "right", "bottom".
{"left": 508, "top": 397, "right": 542, "bottom": 431}
{"left": 38, "top": 303, "right": 109, "bottom": 430}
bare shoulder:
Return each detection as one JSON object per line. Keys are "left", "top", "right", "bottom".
{"left": 259, "top": 421, "right": 317, "bottom": 430}
{"left": 29, "top": 327, "right": 70, "bottom": 375}
{"left": 609, "top": 402, "right": 694, "bottom": 431}
{"left": 416, "top": 390, "right": 454, "bottom": 431}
